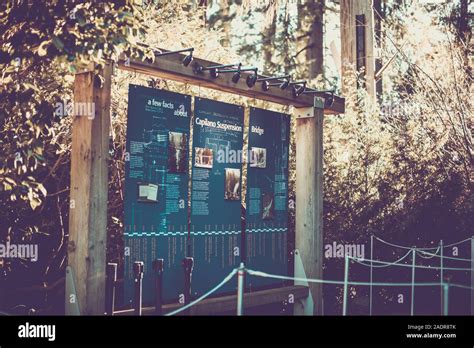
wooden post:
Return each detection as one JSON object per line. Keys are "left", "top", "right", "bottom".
{"left": 340, "top": 0, "right": 376, "bottom": 102}
{"left": 295, "top": 97, "right": 325, "bottom": 315}
{"left": 66, "top": 63, "right": 112, "bottom": 315}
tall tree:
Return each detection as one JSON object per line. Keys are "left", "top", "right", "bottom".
{"left": 208, "top": 0, "right": 234, "bottom": 46}
{"left": 340, "top": 0, "right": 377, "bottom": 101}
{"left": 296, "top": 0, "right": 325, "bottom": 79}
{"left": 307, "top": 0, "right": 325, "bottom": 78}
{"left": 262, "top": 15, "right": 277, "bottom": 73}
{"left": 373, "top": 0, "right": 385, "bottom": 99}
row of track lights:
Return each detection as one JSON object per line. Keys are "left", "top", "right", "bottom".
{"left": 153, "top": 48, "right": 335, "bottom": 104}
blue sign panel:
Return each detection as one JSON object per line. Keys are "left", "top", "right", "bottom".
{"left": 245, "top": 107, "right": 290, "bottom": 289}
{"left": 124, "top": 85, "right": 191, "bottom": 306}
{"left": 190, "top": 98, "right": 244, "bottom": 297}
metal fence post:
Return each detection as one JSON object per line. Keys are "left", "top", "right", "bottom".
{"left": 105, "top": 263, "right": 117, "bottom": 315}
{"left": 343, "top": 255, "right": 349, "bottom": 316}
{"left": 439, "top": 240, "right": 444, "bottom": 315}
{"left": 237, "top": 262, "right": 245, "bottom": 316}
{"left": 411, "top": 249, "right": 416, "bottom": 316}
{"left": 443, "top": 283, "right": 449, "bottom": 316}
{"left": 153, "top": 258, "right": 164, "bottom": 315}
{"left": 183, "top": 257, "right": 194, "bottom": 315}
{"left": 369, "top": 235, "right": 374, "bottom": 316}
{"left": 133, "top": 261, "right": 144, "bottom": 316}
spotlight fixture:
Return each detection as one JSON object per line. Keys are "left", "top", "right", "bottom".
{"left": 279, "top": 78, "right": 291, "bottom": 90}
{"left": 290, "top": 81, "right": 307, "bottom": 97}
{"left": 218, "top": 66, "right": 258, "bottom": 86}
{"left": 155, "top": 48, "right": 194, "bottom": 67}
{"left": 182, "top": 51, "right": 193, "bottom": 67}
{"left": 257, "top": 75, "right": 291, "bottom": 91}
{"left": 303, "top": 89, "right": 335, "bottom": 107}
{"left": 196, "top": 63, "right": 240, "bottom": 78}
{"left": 232, "top": 63, "right": 242, "bottom": 83}
{"left": 245, "top": 68, "right": 258, "bottom": 87}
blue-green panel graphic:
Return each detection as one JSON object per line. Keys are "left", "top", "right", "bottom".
{"left": 124, "top": 85, "right": 191, "bottom": 306}
{"left": 245, "top": 107, "right": 290, "bottom": 289}
{"left": 190, "top": 98, "right": 244, "bottom": 297}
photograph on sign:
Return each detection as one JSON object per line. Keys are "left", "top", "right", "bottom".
{"left": 168, "top": 131, "right": 188, "bottom": 173}
{"left": 137, "top": 183, "right": 159, "bottom": 202}
{"left": 194, "top": 147, "right": 214, "bottom": 169}
{"left": 224, "top": 168, "right": 241, "bottom": 200}
{"left": 262, "top": 192, "right": 275, "bottom": 220}
{"left": 250, "top": 147, "right": 267, "bottom": 168}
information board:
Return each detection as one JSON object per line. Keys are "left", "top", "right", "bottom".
{"left": 124, "top": 85, "right": 191, "bottom": 305}
{"left": 190, "top": 98, "right": 244, "bottom": 296}
{"left": 245, "top": 107, "right": 290, "bottom": 289}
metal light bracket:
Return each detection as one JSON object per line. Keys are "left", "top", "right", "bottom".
{"left": 295, "top": 97, "right": 325, "bottom": 119}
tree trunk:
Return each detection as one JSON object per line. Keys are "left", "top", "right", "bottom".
{"left": 296, "top": 0, "right": 325, "bottom": 79}
{"left": 340, "top": 0, "right": 376, "bottom": 102}
{"left": 457, "top": 0, "right": 472, "bottom": 83}
{"left": 219, "top": 0, "right": 231, "bottom": 47}
{"left": 307, "top": 0, "right": 325, "bottom": 78}
{"left": 374, "top": 0, "right": 383, "bottom": 100}
{"left": 262, "top": 14, "right": 277, "bottom": 74}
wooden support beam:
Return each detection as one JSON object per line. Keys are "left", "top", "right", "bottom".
{"left": 114, "top": 286, "right": 309, "bottom": 316}
{"left": 117, "top": 52, "right": 345, "bottom": 114}
{"left": 66, "top": 63, "right": 112, "bottom": 315}
{"left": 295, "top": 98, "right": 324, "bottom": 315}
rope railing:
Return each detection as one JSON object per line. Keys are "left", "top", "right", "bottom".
{"left": 374, "top": 235, "right": 472, "bottom": 250}
{"left": 416, "top": 249, "right": 473, "bottom": 263}
{"left": 355, "top": 249, "right": 413, "bottom": 269}
{"left": 369, "top": 235, "right": 474, "bottom": 316}
{"left": 415, "top": 247, "right": 441, "bottom": 260}
{"left": 163, "top": 265, "right": 473, "bottom": 316}
{"left": 245, "top": 268, "right": 447, "bottom": 287}
{"left": 130, "top": 236, "right": 474, "bottom": 317}
{"left": 349, "top": 255, "right": 473, "bottom": 271}
{"left": 165, "top": 268, "right": 238, "bottom": 316}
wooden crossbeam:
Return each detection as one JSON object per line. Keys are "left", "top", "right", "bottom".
{"left": 117, "top": 51, "right": 345, "bottom": 114}
{"left": 113, "top": 285, "right": 309, "bottom": 316}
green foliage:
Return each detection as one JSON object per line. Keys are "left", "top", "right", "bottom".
{"left": 324, "top": 2, "right": 473, "bottom": 248}
{"left": 0, "top": 0, "right": 471, "bottom": 314}
{"left": 0, "top": 0, "right": 147, "bottom": 224}
{"left": 0, "top": 1, "right": 150, "bottom": 298}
